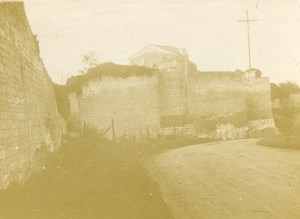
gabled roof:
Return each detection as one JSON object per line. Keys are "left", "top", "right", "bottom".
{"left": 152, "top": 44, "right": 181, "bottom": 55}
{"left": 128, "top": 44, "right": 183, "bottom": 61}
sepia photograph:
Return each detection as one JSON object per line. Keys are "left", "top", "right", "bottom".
{"left": 0, "top": 0, "right": 300, "bottom": 218}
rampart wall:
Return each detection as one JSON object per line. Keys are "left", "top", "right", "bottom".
{"left": 70, "top": 75, "right": 161, "bottom": 140}
{"left": 245, "top": 77, "right": 274, "bottom": 120}
{"left": 130, "top": 51, "right": 189, "bottom": 118}
{"left": 0, "top": 2, "right": 62, "bottom": 189}
{"left": 189, "top": 72, "right": 248, "bottom": 117}
{"left": 69, "top": 66, "right": 276, "bottom": 139}
{"left": 69, "top": 46, "right": 275, "bottom": 139}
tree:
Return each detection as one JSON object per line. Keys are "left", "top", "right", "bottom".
{"left": 270, "top": 81, "right": 300, "bottom": 134}
{"left": 270, "top": 83, "right": 280, "bottom": 100}
{"left": 273, "top": 107, "right": 297, "bottom": 134}
{"left": 270, "top": 81, "right": 300, "bottom": 100}
{"left": 255, "top": 69, "right": 262, "bottom": 77}
{"left": 80, "top": 50, "right": 100, "bottom": 74}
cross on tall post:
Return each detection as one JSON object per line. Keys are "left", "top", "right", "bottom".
{"left": 238, "top": 9, "right": 257, "bottom": 69}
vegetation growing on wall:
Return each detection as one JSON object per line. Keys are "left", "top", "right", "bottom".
{"left": 254, "top": 69, "right": 262, "bottom": 77}
{"left": 66, "top": 62, "right": 154, "bottom": 95}
{"left": 80, "top": 50, "right": 100, "bottom": 74}
{"left": 52, "top": 63, "right": 154, "bottom": 119}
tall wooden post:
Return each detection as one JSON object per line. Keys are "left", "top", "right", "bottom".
{"left": 111, "top": 118, "right": 116, "bottom": 143}
{"left": 238, "top": 9, "right": 257, "bottom": 69}
{"left": 140, "top": 126, "right": 143, "bottom": 140}
{"left": 146, "top": 128, "right": 150, "bottom": 139}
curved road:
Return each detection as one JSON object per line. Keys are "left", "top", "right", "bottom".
{"left": 145, "top": 139, "right": 300, "bottom": 219}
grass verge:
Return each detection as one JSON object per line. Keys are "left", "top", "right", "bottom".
{"left": 257, "top": 135, "right": 300, "bottom": 150}
{"left": 258, "top": 125, "right": 300, "bottom": 150}
{"left": 0, "top": 131, "right": 173, "bottom": 219}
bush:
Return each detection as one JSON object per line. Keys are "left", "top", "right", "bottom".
{"left": 273, "top": 107, "right": 297, "bottom": 134}
{"left": 66, "top": 63, "right": 154, "bottom": 95}
{"left": 271, "top": 81, "right": 300, "bottom": 101}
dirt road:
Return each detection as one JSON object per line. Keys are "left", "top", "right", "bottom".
{"left": 145, "top": 139, "right": 300, "bottom": 219}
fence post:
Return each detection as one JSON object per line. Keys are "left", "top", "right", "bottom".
{"left": 111, "top": 118, "right": 116, "bottom": 143}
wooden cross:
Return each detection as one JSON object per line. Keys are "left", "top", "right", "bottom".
{"left": 238, "top": 9, "right": 257, "bottom": 69}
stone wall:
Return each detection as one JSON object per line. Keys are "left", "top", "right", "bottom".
{"left": 70, "top": 75, "right": 161, "bottom": 140}
{"left": 130, "top": 50, "right": 189, "bottom": 118}
{"left": 129, "top": 48, "right": 190, "bottom": 128}
{"left": 69, "top": 46, "right": 275, "bottom": 139}
{"left": 188, "top": 70, "right": 275, "bottom": 133}
{"left": 189, "top": 71, "right": 247, "bottom": 117}
{"left": 0, "top": 2, "right": 62, "bottom": 189}
{"left": 245, "top": 77, "right": 274, "bottom": 121}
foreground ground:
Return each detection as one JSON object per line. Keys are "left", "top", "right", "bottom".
{"left": 0, "top": 134, "right": 211, "bottom": 219}
{"left": 145, "top": 138, "right": 300, "bottom": 219}
{"left": 0, "top": 133, "right": 173, "bottom": 219}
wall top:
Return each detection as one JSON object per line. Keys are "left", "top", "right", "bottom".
{"left": 0, "top": 1, "right": 27, "bottom": 25}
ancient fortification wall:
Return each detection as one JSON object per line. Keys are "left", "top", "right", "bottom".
{"left": 130, "top": 49, "right": 189, "bottom": 118}
{"left": 189, "top": 72, "right": 248, "bottom": 117}
{"left": 69, "top": 46, "right": 275, "bottom": 140}
{"left": 157, "top": 54, "right": 189, "bottom": 118}
{"left": 0, "top": 2, "right": 62, "bottom": 189}
{"left": 245, "top": 77, "right": 274, "bottom": 120}
{"left": 69, "top": 75, "right": 161, "bottom": 140}
{"left": 129, "top": 46, "right": 190, "bottom": 127}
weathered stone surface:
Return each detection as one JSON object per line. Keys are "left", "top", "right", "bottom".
{"left": 0, "top": 2, "right": 62, "bottom": 189}
{"left": 70, "top": 75, "right": 161, "bottom": 140}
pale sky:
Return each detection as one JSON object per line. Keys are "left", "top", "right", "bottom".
{"left": 23, "top": 0, "right": 300, "bottom": 84}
